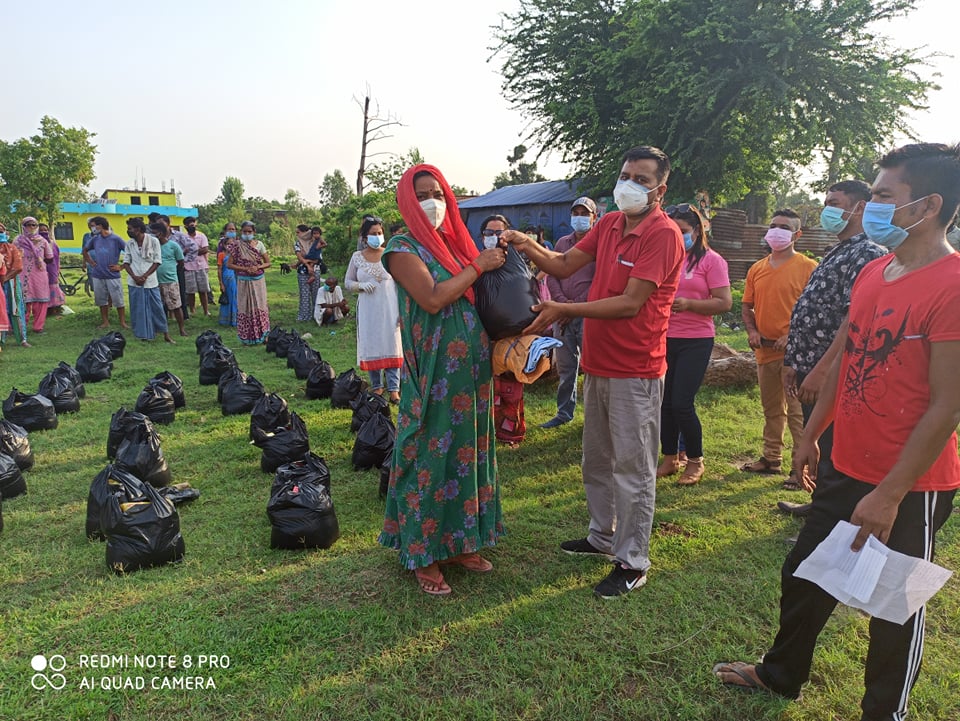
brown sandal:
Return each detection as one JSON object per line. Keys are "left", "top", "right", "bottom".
{"left": 677, "top": 457, "right": 704, "bottom": 486}
{"left": 439, "top": 553, "right": 493, "bottom": 573}
{"left": 782, "top": 470, "right": 804, "bottom": 491}
{"left": 414, "top": 565, "right": 452, "bottom": 595}
{"left": 657, "top": 454, "right": 682, "bottom": 478}
{"left": 740, "top": 457, "right": 782, "bottom": 474}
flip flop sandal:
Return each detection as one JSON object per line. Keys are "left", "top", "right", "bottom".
{"left": 712, "top": 662, "right": 767, "bottom": 693}
{"left": 782, "top": 471, "right": 804, "bottom": 491}
{"left": 740, "top": 457, "right": 782, "bottom": 474}
{"left": 414, "top": 568, "right": 452, "bottom": 596}
{"left": 440, "top": 553, "right": 494, "bottom": 573}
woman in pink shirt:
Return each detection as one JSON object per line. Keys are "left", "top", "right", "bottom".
{"left": 657, "top": 204, "right": 732, "bottom": 485}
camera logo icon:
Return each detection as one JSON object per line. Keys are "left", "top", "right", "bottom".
{"left": 31, "top": 654, "right": 67, "bottom": 690}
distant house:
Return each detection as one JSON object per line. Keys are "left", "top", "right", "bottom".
{"left": 458, "top": 179, "right": 594, "bottom": 242}
{"left": 54, "top": 188, "right": 198, "bottom": 254}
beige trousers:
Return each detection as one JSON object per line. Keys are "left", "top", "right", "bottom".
{"left": 757, "top": 359, "right": 803, "bottom": 463}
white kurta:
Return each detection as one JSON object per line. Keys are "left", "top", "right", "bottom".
{"left": 345, "top": 251, "right": 402, "bottom": 370}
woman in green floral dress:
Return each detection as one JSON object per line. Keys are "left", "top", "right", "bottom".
{"left": 379, "top": 164, "right": 509, "bottom": 595}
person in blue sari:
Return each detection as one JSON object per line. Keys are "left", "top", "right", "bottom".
{"left": 217, "top": 222, "right": 238, "bottom": 327}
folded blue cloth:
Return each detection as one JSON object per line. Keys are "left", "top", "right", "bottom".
{"left": 524, "top": 336, "right": 563, "bottom": 373}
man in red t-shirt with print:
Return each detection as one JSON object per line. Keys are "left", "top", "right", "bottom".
{"left": 714, "top": 143, "right": 960, "bottom": 721}
{"left": 504, "top": 146, "right": 684, "bottom": 599}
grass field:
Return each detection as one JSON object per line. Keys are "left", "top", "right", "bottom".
{"left": 2, "top": 265, "right": 958, "bottom": 721}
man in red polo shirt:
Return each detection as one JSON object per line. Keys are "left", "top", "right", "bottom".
{"left": 504, "top": 145, "right": 684, "bottom": 598}
{"left": 714, "top": 142, "right": 960, "bottom": 721}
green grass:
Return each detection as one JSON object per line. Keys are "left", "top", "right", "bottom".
{"left": 2, "top": 268, "right": 959, "bottom": 721}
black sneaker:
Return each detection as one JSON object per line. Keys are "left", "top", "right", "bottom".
{"left": 594, "top": 563, "right": 647, "bottom": 599}
{"left": 560, "top": 538, "right": 615, "bottom": 559}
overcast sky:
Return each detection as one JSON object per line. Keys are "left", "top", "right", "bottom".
{"left": 5, "top": 0, "right": 957, "bottom": 206}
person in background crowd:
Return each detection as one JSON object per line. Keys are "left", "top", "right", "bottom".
{"left": 226, "top": 220, "right": 271, "bottom": 345}
{"left": 183, "top": 216, "right": 211, "bottom": 317}
{"left": 310, "top": 227, "right": 328, "bottom": 274}
{"left": 503, "top": 145, "right": 684, "bottom": 599}
{"left": 314, "top": 276, "right": 349, "bottom": 325}
{"left": 15, "top": 217, "right": 52, "bottom": 334}
{"left": 656, "top": 203, "right": 732, "bottom": 485}
{"left": 379, "top": 164, "right": 507, "bottom": 596}
{"left": 123, "top": 219, "right": 172, "bottom": 343}
{"left": 777, "top": 180, "right": 886, "bottom": 519}
{"left": 82, "top": 216, "right": 127, "bottom": 330}
{"left": 37, "top": 223, "right": 65, "bottom": 315}
{"left": 0, "top": 221, "right": 28, "bottom": 347}
{"left": 480, "top": 214, "right": 528, "bottom": 446}
{"left": 740, "top": 209, "right": 817, "bottom": 488}
{"left": 293, "top": 225, "right": 325, "bottom": 321}
{"left": 0, "top": 223, "right": 12, "bottom": 349}
{"left": 714, "top": 141, "right": 960, "bottom": 721}
{"left": 541, "top": 197, "right": 598, "bottom": 428}
{"left": 154, "top": 221, "right": 188, "bottom": 337}
{"left": 389, "top": 222, "right": 407, "bottom": 239}
{"left": 153, "top": 213, "right": 194, "bottom": 320}
{"left": 217, "top": 222, "right": 238, "bottom": 327}
{"left": 345, "top": 215, "right": 402, "bottom": 403}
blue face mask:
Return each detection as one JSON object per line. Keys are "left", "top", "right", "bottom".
{"left": 682, "top": 232, "right": 694, "bottom": 251}
{"left": 241, "top": 233, "right": 254, "bottom": 241}
{"left": 225, "top": 231, "right": 237, "bottom": 239}
{"left": 820, "top": 206, "right": 850, "bottom": 234}
{"left": 366, "top": 235, "right": 384, "bottom": 249}
{"left": 570, "top": 215, "right": 592, "bottom": 233}
{"left": 0, "top": 233, "right": 7, "bottom": 243}
{"left": 862, "top": 197, "right": 928, "bottom": 250}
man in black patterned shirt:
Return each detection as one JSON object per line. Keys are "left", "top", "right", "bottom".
{"left": 778, "top": 180, "right": 885, "bottom": 512}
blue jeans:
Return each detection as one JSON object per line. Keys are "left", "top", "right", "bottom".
{"left": 554, "top": 317, "right": 583, "bottom": 421}
{"left": 369, "top": 368, "right": 400, "bottom": 393}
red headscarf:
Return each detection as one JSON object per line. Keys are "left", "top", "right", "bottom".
{"left": 397, "top": 164, "right": 479, "bottom": 303}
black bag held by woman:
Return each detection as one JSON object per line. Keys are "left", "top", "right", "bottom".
{"left": 2, "top": 389, "right": 58, "bottom": 431}
{"left": 473, "top": 244, "right": 541, "bottom": 340}
{"left": 0, "top": 419, "right": 34, "bottom": 471}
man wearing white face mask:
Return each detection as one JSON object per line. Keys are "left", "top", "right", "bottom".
{"left": 777, "top": 181, "right": 886, "bottom": 518}
{"left": 715, "top": 142, "right": 960, "bottom": 721}
{"left": 502, "top": 146, "right": 684, "bottom": 599}
{"left": 740, "top": 209, "right": 817, "bottom": 486}
{"left": 541, "top": 196, "right": 598, "bottom": 428}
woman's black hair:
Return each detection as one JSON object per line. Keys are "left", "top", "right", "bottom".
{"left": 222, "top": 221, "right": 236, "bottom": 233}
{"left": 480, "top": 214, "right": 511, "bottom": 233}
{"left": 669, "top": 206, "right": 710, "bottom": 272}
{"left": 359, "top": 216, "right": 384, "bottom": 238}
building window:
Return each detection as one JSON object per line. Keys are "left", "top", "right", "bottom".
{"left": 54, "top": 222, "right": 74, "bottom": 241}
{"left": 130, "top": 195, "right": 142, "bottom": 205}
{"left": 148, "top": 195, "right": 159, "bottom": 206}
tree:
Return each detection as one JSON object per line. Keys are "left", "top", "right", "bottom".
{"left": 217, "top": 176, "right": 245, "bottom": 209}
{"left": 492, "top": 144, "right": 547, "bottom": 189}
{"left": 494, "top": 0, "right": 933, "bottom": 203}
{"left": 354, "top": 90, "right": 404, "bottom": 196}
{"left": 318, "top": 169, "right": 354, "bottom": 209}
{"left": 284, "top": 188, "right": 308, "bottom": 212}
{"left": 364, "top": 147, "right": 425, "bottom": 194}
{"left": 0, "top": 116, "right": 97, "bottom": 224}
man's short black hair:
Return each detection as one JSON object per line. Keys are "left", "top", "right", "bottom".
{"left": 90, "top": 216, "right": 108, "bottom": 230}
{"left": 878, "top": 143, "right": 960, "bottom": 226}
{"left": 156, "top": 214, "right": 171, "bottom": 224}
{"left": 127, "top": 218, "right": 146, "bottom": 232}
{"left": 480, "top": 214, "right": 511, "bottom": 233}
{"left": 148, "top": 222, "right": 166, "bottom": 235}
{"left": 296, "top": 224, "right": 310, "bottom": 232}
{"left": 147, "top": 212, "right": 160, "bottom": 222}
{"left": 184, "top": 216, "right": 197, "bottom": 224}
{"left": 621, "top": 146, "right": 671, "bottom": 183}
{"left": 828, "top": 180, "right": 872, "bottom": 204}
{"left": 311, "top": 226, "right": 323, "bottom": 234}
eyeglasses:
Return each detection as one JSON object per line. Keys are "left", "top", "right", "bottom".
{"left": 664, "top": 203, "right": 693, "bottom": 218}
{"left": 363, "top": 215, "right": 383, "bottom": 224}
{"left": 481, "top": 229, "right": 504, "bottom": 237}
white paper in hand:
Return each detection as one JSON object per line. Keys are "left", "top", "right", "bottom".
{"left": 794, "top": 520, "right": 953, "bottom": 624}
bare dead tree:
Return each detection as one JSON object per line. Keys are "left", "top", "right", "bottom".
{"left": 354, "top": 87, "right": 404, "bottom": 196}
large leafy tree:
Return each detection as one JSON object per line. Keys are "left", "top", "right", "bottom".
{"left": 364, "top": 148, "right": 425, "bottom": 194}
{"left": 318, "top": 169, "right": 354, "bottom": 209}
{"left": 494, "top": 0, "right": 932, "bottom": 202}
{"left": 0, "top": 116, "right": 97, "bottom": 224}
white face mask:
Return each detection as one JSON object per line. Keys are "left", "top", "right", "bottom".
{"left": 366, "top": 234, "right": 384, "bottom": 249}
{"left": 420, "top": 198, "right": 446, "bottom": 229}
{"left": 613, "top": 179, "right": 659, "bottom": 215}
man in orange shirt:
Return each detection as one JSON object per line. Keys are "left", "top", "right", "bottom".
{"left": 740, "top": 209, "right": 817, "bottom": 487}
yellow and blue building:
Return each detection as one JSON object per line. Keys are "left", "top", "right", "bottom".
{"left": 54, "top": 189, "right": 198, "bottom": 254}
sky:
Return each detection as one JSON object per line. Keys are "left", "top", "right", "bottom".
{"left": 4, "top": 0, "right": 957, "bottom": 208}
